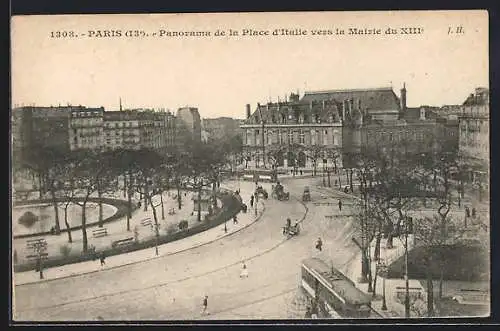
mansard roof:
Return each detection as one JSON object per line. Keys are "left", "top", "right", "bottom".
{"left": 246, "top": 87, "right": 401, "bottom": 125}
{"left": 302, "top": 87, "right": 401, "bottom": 112}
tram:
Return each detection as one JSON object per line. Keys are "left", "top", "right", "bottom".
{"left": 301, "top": 257, "right": 372, "bottom": 318}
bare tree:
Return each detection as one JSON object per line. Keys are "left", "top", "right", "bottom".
{"left": 69, "top": 150, "right": 100, "bottom": 253}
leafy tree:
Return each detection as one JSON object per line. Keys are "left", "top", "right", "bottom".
{"left": 18, "top": 144, "right": 70, "bottom": 234}
{"left": 184, "top": 141, "right": 226, "bottom": 222}
{"left": 67, "top": 150, "right": 101, "bottom": 253}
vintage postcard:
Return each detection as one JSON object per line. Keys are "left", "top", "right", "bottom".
{"left": 11, "top": 10, "right": 489, "bottom": 322}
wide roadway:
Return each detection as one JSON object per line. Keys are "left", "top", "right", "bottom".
{"left": 13, "top": 178, "right": 361, "bottom": 321}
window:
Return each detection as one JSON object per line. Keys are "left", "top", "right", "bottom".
{"left": 278, "top": 131, "right": 283, "bottom": 144}
{"left": 299, "top": 130, "right": 305, "bottom": 144}
{"left": 288, "top": 131, "right": 294, "bottom": 144}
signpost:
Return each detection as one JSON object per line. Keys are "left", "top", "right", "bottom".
{"left": 26, "top": 238, "right": 48, "bottom": 279}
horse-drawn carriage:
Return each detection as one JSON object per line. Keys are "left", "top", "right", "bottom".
{"left": 283, "top": 218, "right": 300, "bottom": 237}
{"left": 272, "top": 182, "right": 290, "bottom": 201}
{"left": 255, "top": 185, "right": 268, "bottom": 199}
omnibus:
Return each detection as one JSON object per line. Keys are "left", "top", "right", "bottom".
{"left": 301, "top": 257, "right": 372, "bottom": 318}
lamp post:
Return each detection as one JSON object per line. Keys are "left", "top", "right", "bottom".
{"left": 322, "top": 159, "right": 326, "bottom": 186}
{"left": 378, "top": 260, "right": 388, "bottom": 311}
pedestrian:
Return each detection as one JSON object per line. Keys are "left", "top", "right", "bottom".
{"left": 465, "top": 206, "right": 470, "bottom": 218}
{"left": 100, "top": 252, "right": 106, "bottom": 266}
{"left": 472, "top": 207, "right": 476, "bottom": 218}
{"left": 338, "top": 199, "right": 342, "bottom": 211}
{"left": 250, "top": 195, "right": 254, "bottom": 208}
{"left": 315, "top": 237, "right": 323, "bottom": 252}
{"left": 300, "top": 169, "right": 303, "bottom": 175}
{"left": 240, "top": 262, "right": 249, "bottom": 278}
{"left": 233, "top": 215, "right": 238, "bottom": 224}
{"left": 202, "top": 295, "right": 209, "bottom": 315}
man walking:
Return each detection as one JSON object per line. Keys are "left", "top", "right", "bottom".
{"left": 202, "top": 295, "right": 209, "bottom": 315}
{"left": 100, "top": 252, "right": 106, "bottom": 266}
{"left": 240, "top": 262, "right": 249, "bottom": 278}
{"left": 250, "top": 195, "right": 254, "bottom": 208}
{"left": 338, "top": 199, "right": 342, "bottom": 211}
{"left": 315, "top": 237, "right": 323, "bottom": 252}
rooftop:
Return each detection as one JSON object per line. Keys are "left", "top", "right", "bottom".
{"left": 302, "top": 257, "right": 371, "bottom": 305}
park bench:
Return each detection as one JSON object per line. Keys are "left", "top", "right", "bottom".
{"left": 92, "top": 228, "right": 108, "bottom": 238}
{"left": 243, "top": 175, "right": 254, "bottom": 180}
{"left": 140, "top": 218, "right": 152, "bottom": 228}
{"left": 260, "top": 175, "right": 272, "bottom": 181}
{"left": 111, "top": 237, "right": 135, "bottom": 249}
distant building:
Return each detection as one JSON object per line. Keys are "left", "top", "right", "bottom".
{"left": 69, "top": 107, "right": 105, "bottom": 150}
{"left": 12, "top": 106, "right": 74, "bottom": 159}
{"left": 458, "top": 87, "right": 489, "bottom": 183}
{"left": 12, "top": 106, "right": 178, "bottom": 157}
{"left": 240, "top": 85, "right": 453, "bottom": 170}
{"left": 176, "top": 107, "right": 202, "bottom": 146}
{"left": 202, "top": 117, "right": 240, "bottom": 142}
{"left": 101, "top": 109, "right": 176, "bottom": 151}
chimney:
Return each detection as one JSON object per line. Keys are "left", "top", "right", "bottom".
{"left": 400, "top": 83, "right": 407, "bottom": 111}
{"left": 246, "top": 104, "right": 251, "bottom": 119}
{"left": 322, "top": 100, "right": 325, "bottom": 109}
{"left": 420, "top": 107, "right": 426, "bottom": 120}
{"left": 342, "top": 100, "right": 346, "bottom": 121}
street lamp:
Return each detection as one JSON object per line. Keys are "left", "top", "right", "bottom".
{"left": 322, "top": 159, "right": 327, "bottom": 186}
{"left": 378, "top": 260, "right": 388, "bottom": 311}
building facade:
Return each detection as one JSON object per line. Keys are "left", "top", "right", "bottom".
{"left": 176, "top": 107, "right": 202, "bottom": 146}
{"left": 12, "top": 106, "right": 74, "bottom": 158}
{"left": 202, "top": 117, "right": 240, "bottom": 142}
{"left": 69, "top": 107, "right": 105, "bottom": 150}
{"left": 12, "top": 106, "right": 178, "bottom": 157}
{"left": 240, "top": 85, "right": 457, "bottom": 171}
{"left": 458, "top": 88, "right": 489, "bottom": 183}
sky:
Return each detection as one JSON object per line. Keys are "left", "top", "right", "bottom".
{"left": 11, "top": 11, "right": 488, "bottom": 119}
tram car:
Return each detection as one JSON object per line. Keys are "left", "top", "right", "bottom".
{"left": 300, "top": 257, "right": 372, "bottom": 318}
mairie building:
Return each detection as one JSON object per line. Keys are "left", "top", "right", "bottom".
{"left": 239, "top": 85, "right": 456, "bottom": 171}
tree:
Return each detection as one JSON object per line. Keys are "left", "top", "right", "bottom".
{"left": 267, "top": 144, "right": 286, "bottom": 181}
{"left": 132, "top": 149, "right": 165, "bottom": 255}
{"left": 59, "top": 180, "right": 77, "bottom": 243}
{"left": 414, "top": 213, "right": 466, "bottom": 316}
{"left": 306, "top": 145, "right": 324, "bottom": 177}
{"left": 184, "top": 141, "right": 226, "bottom": 223}
{"left": 92, "top": 150, "right": 120, "bottom": 227}
{"left": 68, "top": 150, "right": 100, "bottom": 253}
{"left": 18, "top": 144, "right": 70, "bottom": 234}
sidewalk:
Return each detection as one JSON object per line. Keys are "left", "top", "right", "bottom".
{"left": 13, "top": 182, "right": 265, "bottom": 286}
{"left": 343, "top": 234, "right": 418, "bottom": 318}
